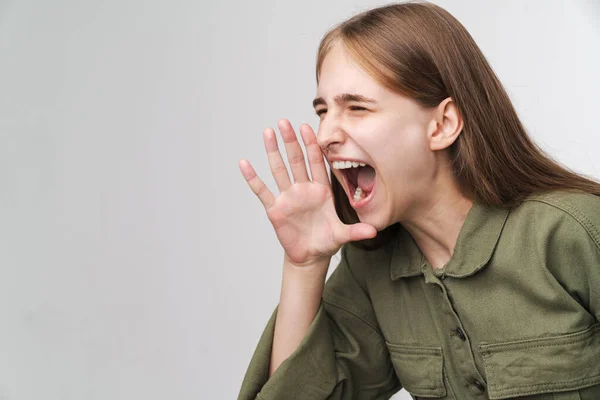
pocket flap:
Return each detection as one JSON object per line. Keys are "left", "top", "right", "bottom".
{"left": 386, "top": 342, "right": 446, "bottom": 398}
{"left": 480, "top": 324, "right": 600, "bottom": 399}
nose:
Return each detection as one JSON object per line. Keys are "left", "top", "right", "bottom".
{"left": 316, "top": 116, "right": 345, "bottom": 153}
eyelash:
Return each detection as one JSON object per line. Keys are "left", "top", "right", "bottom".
{"left": 316, "top": 106, "right": 367, "bottom": 117}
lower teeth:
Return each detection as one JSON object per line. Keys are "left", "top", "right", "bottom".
{"left": 353, "top": 187, "right": 365, "bottom": 202}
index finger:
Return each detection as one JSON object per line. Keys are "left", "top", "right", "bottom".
{"left": 299, "top": 123, "right": 329, "bottom": 185}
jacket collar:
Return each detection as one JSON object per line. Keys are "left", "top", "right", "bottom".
{"left": 389, "top": 200, "right": 510, "bottom": 280}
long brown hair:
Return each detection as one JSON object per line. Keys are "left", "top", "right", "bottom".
{"left": 315, "top": 1, "right": 600, "bottom": 250}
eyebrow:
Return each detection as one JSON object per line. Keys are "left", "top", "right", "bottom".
{"left": 312, "top": 93, "right": 377, "bottom": 109}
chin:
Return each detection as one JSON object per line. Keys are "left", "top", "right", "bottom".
{"left": 357, "top": 211, "right": 389, "bottom": 232}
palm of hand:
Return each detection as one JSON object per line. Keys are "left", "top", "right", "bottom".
{"left": 238, "top": 119, "right": 376, "bottom": 267}
{"left": 267, "top": 181, "right": 339, "bottom": 265}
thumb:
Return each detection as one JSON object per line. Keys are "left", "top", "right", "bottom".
{"left": 345, "top": 223, "right": 378, "bottom": 243}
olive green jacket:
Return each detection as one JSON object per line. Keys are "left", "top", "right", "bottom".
{"left": 238, "top": 190, "right": 600, "bottom": 399}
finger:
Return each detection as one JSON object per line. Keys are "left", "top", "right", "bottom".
{"left": 239, "top": 159, "right": 276, "bottom": 209}
{"left": 337, "top": 222, "right": 378, "bottom": 244}
{"left": 299, "top": 123, "right": 329, "bottom": 185}
{"left": 264, "top": 127, "right": 292, "bottom": 193}
{"left": 277, "top": 119, "right": 310, "bottom": 183}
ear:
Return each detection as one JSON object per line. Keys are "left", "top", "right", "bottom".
{"left": 427, "top": 97, "right": 463, "bottom": 151}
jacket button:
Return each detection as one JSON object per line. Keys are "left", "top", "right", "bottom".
{"left": 473, "top": 380, "right": 485, "bottom": 392}
{"left": 456, "top": 327, "right": 466, "bottom": 341}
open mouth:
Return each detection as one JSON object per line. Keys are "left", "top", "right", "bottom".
{"left": 339, "top": 164, "right": 376, "bottom": 206}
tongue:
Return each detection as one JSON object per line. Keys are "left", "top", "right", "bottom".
{"left": 357, "top": 166, "right": 376, "bottom": 192}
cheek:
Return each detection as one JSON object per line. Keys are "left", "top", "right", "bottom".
{"left": 384, "top": 126, "right": 429, "bottom": 166}
{"left": 357, "top": 117, "right": 430, "bottom": 175}
{"left": 379, "top": 134, "right": 433, "bottom": 193}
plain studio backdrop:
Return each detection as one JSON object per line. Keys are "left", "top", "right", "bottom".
{"left": 0, "top": 0, "right": 598, "bottom": 399}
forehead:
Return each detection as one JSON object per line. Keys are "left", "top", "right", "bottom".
{"left": 317, "top": 42, "right": 389, "bottom": 101}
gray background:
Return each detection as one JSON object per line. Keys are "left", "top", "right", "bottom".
{"left": 0, "top": 0, "right": 598, "bottom": 399}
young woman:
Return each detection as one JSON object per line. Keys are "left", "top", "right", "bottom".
{"left": 237, "top": 2, "right": 600, "bottom": 399}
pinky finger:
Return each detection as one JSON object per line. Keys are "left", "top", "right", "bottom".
{"left": 239, "top": 159, "right": 276, "bottom": 209}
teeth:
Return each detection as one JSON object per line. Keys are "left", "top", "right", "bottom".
{"left": 332, "top": 160, "right": 367, "bottom": 169}
{"left": 353, "top": 187, "right": 364, "bottom": 202}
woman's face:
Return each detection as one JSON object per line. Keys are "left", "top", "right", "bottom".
{"left": 315, "top": 41, "right": 441, "bottom": 231}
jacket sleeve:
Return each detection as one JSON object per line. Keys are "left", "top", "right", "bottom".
{"left": 237, "top": 244, "right": 401, "bottom": 400}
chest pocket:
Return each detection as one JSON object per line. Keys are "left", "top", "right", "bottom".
{"left": 385, "top": 342, "right": 447, "bottom": 398}
{"left": 480, "top": 323, "right": 600, "bottom": 399}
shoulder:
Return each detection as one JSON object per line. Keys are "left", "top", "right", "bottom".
{"left": 342, "top": 231, "right": 398, "bottom": 285}
{"left": 321, "top": 238, "right": 397, "bottom": 334}
{"left": 517, "top": 190, "right": 600, "bottom": 249}
{"left": 525, "top": 189, "right": 600, "bottom": 218}
{"left": 516, "top": 191, "right": 600, "bottom": 320}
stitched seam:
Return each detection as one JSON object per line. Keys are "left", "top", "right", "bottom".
{"left": 483, "top": 332, "right": 594, "bottom": 352}
{"left": 388, "top": 352, "right": 445, "bottom": 391}
{"left": 482, "top": 325, "right": 600, "bottom": 394}
{"left": 524, "top": 197, "right": 600, "bottom": 251}
{"left": 480, "top": 324, "right": 599, "bottom": 352}
{"left": 490, "top": 374, "right": 600, "bottom": 395}
{"left": 482, "top": 324, "right": 600, "bottom": 393}
{"left": 482, "top": 352, "right": 496, "bottom": 393}
{"left": 322, "top": 297, "right": 381, "bottom": 336}
{"left": 385, "top": 345, "right": 441, "bottom": 355}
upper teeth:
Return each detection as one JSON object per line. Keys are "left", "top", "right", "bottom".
{"left": 332, "top": 161, "right": 366, "bottom": 169}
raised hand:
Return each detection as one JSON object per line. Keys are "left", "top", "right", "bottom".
{"left": 238, "top": 119, "right": 377, "bottom": 267}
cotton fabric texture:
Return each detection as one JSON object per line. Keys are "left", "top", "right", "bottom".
{"left": 238, "top": 190, "right": 600, "bottom": 400}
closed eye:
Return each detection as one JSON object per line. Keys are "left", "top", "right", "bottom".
{"left": 349, "top": 106, "right": 367, "bottom": 111}
{"left": 315, "top": 106, "right": 368, "bottom": 117}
